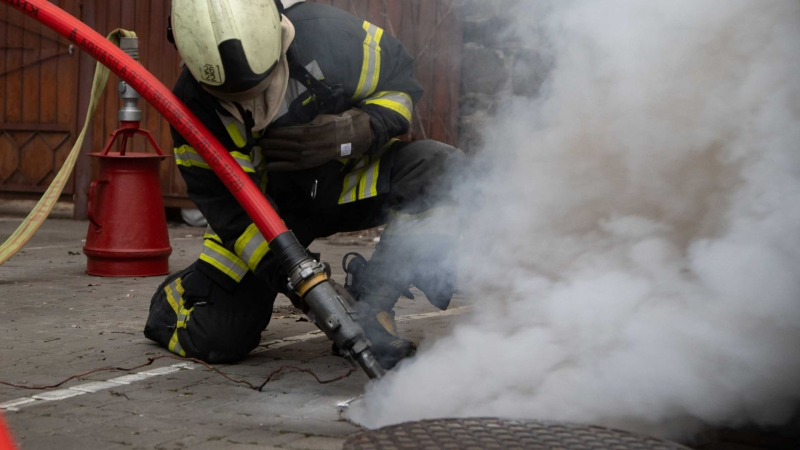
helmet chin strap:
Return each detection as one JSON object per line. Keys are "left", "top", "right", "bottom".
{"left": 203, "top": 72, "right": 274, "bottom": 103}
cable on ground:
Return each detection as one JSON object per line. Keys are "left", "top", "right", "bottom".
{"left": 0, "top": 355, "right": 357, "bottom": 393}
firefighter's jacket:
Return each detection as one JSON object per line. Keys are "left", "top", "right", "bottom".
{"left": 171, "top": 2, "right": 423, "bottom": 285}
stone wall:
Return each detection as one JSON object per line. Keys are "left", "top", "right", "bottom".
{"left": 458, "top": 0, "right": 548, "bottom": 153}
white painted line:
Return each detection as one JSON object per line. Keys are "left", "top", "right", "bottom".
{"left": 107, "top": 372, "right": 160, "bottom": 385}
{"left": 139, "top": 365, "right": 185, "bottom": 376}
{"left": 0, "top": 308, "right": 469, "bottom": 412}
{"left": 69, "top": 381, "right": 124, "bottom": 393}
{"left": 396, "top": 306, "right": 472, "bottom": 323}
{"left": 1, "top": 362, "right": 196, "bottom": 413}
{"left": 32, "top": 389, "right": 85, "bottom": 401}
{"left": 0, "top": 397, "right": 39, "bottom": 412}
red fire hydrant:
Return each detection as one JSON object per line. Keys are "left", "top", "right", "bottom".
{"left": 83, "top": 35, "right": 171, "bottom": 277}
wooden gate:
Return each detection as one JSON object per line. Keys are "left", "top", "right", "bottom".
{"left": 0, "top": 0, "right": 81, "bottom": 199}
{"left": 0, "top": 0, "right": 463, "bottom": 214}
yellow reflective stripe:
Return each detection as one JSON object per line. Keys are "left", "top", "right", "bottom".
{"left": 204, "top": 226, "right": 220, "bottom": 242}
{"left": 234, "top": 224, "right": 259, "bottom": 259}
{"left": 359, "top": 157, "right": 381, "bottom": 200}
{"left": 339, "top": 155, "right": 382, "bottom": 204}
{"left": 200, "top": 240, "right": 248, "bottom": 283}
{"left": 175, "top": 278, "right": 185, "bottom": 296}
{"left": 165, "top": 283, "right": 179, "bottom": 314}
{"left": 231, "top": 151, "right": 255, "bottom": 173}
{"left": 366, "top": 99, "right": 411, "bottom": 121}
{"left": 177, "top": 304, "right": 192, "bottom": 329}
{"left": 352, "top": 23, "right": 372, "bottom": 100}
{"left": 368, "top": 27, "right": 383, "bottom": 98}
{"left": 168, "top": 330, "right": 184, "bottom": 357}
{"left": 225, "top": 122, "right": 247, "bottom": 148}
{"left": 234, "top": 224, "right": 270, "bottom": 271}
{"left": 363, "top": 92, "right": 413, "bottom": 122}
{"left": 339, "top": 170, "right": 361, "bottom": 205}
{"left": 174, "top": 145, "right": 211, "bottom": 170}
{"left": 165, "top": 278, "right": 189, "bottom": 357}
{"left": 352, "top": 21, "right": 384, "bottom": 100}
{"left": 371, "top": 26, "right": 384, "bottom": 96}
{"left": 358, "top": 165, "right": 368, "bottom": 201}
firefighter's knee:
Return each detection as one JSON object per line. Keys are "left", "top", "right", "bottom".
{"left": 144, "top": 266, "right": 276, "bottom": 364}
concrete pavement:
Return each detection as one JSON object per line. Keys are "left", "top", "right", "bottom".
{"left": 2, "top": 213, "right": 796, "bottom": 450}
{"left": 0, "top": 216, "right": 465, "bottom": 450}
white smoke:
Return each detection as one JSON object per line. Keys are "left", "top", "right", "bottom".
{"left": 350, "top": 0, "right": 800, "bottom": 441}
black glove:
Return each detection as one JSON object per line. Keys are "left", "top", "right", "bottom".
{"left": 259, "top": 109, "right": 373, "bottom": 172}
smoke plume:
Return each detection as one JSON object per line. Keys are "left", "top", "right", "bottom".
{"left": 350, "top": 0, "right": 800, "bottom": 440}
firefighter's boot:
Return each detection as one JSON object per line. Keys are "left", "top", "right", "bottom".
{"left": 341, "top": 253, "right": 416, "bottom": 370}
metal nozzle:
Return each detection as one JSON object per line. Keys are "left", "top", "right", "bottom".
{"left": 118, "top": 81, "right": 142, "bottom": 122}
{"left": 302, "top": 280, "right": 384, "bottom": 380}
{"left": 119, "top": 36, "right": 139, "bottom": 61}
{"left": 118, "top": 36, "right": 141, "bottom": 122}
{"left": 272, "top": 231, "right": 384, "bottom": 380}
{"left": 355, "top": 350, "right": 385, "bottom": 380}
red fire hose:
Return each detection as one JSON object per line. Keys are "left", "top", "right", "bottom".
{"left": 4, "top": 0, "right": 289, "bottom": 242}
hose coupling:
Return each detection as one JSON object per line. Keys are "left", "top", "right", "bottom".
{"left": 288, "top": 259, "right": 329, "bottom": 298}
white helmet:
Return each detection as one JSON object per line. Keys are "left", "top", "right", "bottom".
{"left": 170, "top": 0, "right": 283, "bottom": 101}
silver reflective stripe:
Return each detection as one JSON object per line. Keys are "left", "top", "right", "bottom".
{"left": 306, "top": 60, "right": 324, "bottom": 80}
{"left": 176, "top": 290, "right": 191, "bottom": 327}
{"left": 166, "top": 280, "right": 185, "bottom": 357}
{"left": 240, "top": 234, "right": 268, "bottom": 269}
{"left": 340, "top": 170, "right": 361, "bottom": 205}
{"left": 363, "top": 91, "right": 413, "bottom": 121}
{"left": 170, "top": 334, "right": 184, "bottom": 356}
{"left": 200, "top": 241, "right": 249, "bottom": 282}
{"left": 231, "top": 152, "right": 255, "bottom": 173}
{"left": 217, "top": 112, "right": 248, "bottom": 148}
{"left": 362, "top": 24, "right": 380, "bottom": 95}
{"left": 205, "top": 226, "right": 218, "bottom": 240}
{"left": 174, "top": 146, "right": 210, "bottom": 169}
{"left": 360, "top": 157, "right": 381, "bottom": 200}
{"left": 373, "top": 92, "right": 412, "bottom": 111}
{"left": 353, "top": 23, "right": 383, "bottom": 100}
{"left": 273, "top": 61, "right": 326, "bottom": 123}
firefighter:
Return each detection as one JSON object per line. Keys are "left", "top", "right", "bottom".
{"left": 144, "top": 0, "right": 464, "bottom": 369}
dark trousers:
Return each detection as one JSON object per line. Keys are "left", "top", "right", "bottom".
{"left": 144, "top": 140, "right": 464, "bottom": 363}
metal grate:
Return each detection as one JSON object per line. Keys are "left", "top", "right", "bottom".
{"left": 344, "top": 418, "right": 691, "bottom": 450}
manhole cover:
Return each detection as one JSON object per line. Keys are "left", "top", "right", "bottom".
{"left": 344, "top": 418, "right": 690, "bottom": 450}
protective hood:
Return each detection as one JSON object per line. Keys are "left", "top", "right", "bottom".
{"left": 218, "top": 15, "right": 295, "bottom": 132}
